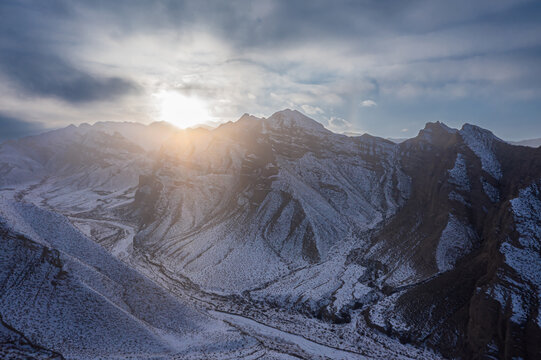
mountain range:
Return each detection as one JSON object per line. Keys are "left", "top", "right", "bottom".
{"left": 0, "top": 109, "right": 540, "bottom": 359}
{"left": 509, "top": 138, "right": 541, "bottom": 148}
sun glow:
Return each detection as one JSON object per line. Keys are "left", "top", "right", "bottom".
{"left": 155, "top": 91, "right": 211, "bottom": 129}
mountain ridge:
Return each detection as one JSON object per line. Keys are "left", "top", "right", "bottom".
{"left": 0, "top": 109, "right": 540, "bottom": 359}
{"left": 3, "top": 108, "right": 537, "bottom": 151}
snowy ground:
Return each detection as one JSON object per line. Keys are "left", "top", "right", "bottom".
{"left": 0, "top": 178, "right": 446, "bottom": 359}
{"left": 210, "top": 310, "right": 368, "bottom": 360}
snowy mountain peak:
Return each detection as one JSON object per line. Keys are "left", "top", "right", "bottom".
{"left": 265, "top": 109, "right": 329, "bottom": 134}
{"left": 460, "top": 123, "right": 503, "bottom": 143}
{"left": 236, "top": 113, "right": 263, "bottom": 124}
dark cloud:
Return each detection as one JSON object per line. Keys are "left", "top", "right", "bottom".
{"left": 0, "top": 1, "right": 139, "bottom": 104}
{"left": 0, "top": 113, "right": 47, "bottom": 143}
{"left": 61, "top": 0, "right": 539, "bottom": 49}
{"left": 0, "top": 51, "right": 139, "bottom": 103}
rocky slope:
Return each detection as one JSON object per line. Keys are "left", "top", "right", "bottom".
{"left": 365, "top": 122, "right": 541, "bottom": 359}
{"left": 0, "top": 109, "right": 539, "bottom": 359}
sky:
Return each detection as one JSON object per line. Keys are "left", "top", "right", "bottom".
{"left": 1, "top": 0, "right": 541, "bottom": 142}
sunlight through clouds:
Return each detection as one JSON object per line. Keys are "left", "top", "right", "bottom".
{"left": 1, "top": 1, "right": 540, "bottom": 140}
{"left": 153, "top": 91, "right": 213, "bottom": 129}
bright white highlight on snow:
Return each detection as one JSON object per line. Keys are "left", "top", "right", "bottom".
{"left": 155, "top": 91, "right": 211, "bottom": 129}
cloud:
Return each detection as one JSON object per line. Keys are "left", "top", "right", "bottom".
{"left": 326, "top": 116, "right": 356, "bottom": 133}
{"left": 401, "top": 128, "right": 409, "bottom": 132}
{"left": 0, "top": 2, "right": 140, "bottom": 105}
{"left": 0, "top": 1, "right": 540, "bottom": 138}
{"left": 326, "top": 116, "right": 366, "bottom": 135}
{"left": 360, "top": 99, "right": 377, "bottom": 107}
{"left": 0, "top": 51, "right": 139, "bottom": 104}
{"left": 301, "top": 104, "right": 324, "bottom": 115}
{"left": 0, "top": 113, "right": 47, "bottom": 143}
{"left": 328, "top": 117, "right": 350, "bottom": 128}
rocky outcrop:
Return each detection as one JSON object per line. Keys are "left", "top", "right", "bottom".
{"left": 365, "top": 123, "right": 541, "bottom": 359}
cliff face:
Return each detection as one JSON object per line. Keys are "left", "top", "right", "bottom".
{"left": 365, "top": 122, "right": 541, "bottom": 359}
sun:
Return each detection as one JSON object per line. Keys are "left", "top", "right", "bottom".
{"left": 154, "top": 91, "right": 211, "bottom": 129}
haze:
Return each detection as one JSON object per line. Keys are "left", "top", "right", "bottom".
{"left": 1, "top": 0, "right": 540, "bottom": 140}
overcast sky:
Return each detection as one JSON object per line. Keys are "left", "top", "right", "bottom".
{"left": 1, "top": 0, "right": 541, "bottom": 141}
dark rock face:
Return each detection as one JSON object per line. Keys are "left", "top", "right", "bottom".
{"left": 363, "top": 123, "right": 541, "bottom": 359}
{"left": 132, "top": 174, "right": 163, "bottom": 227}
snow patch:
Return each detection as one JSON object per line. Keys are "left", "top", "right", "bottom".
{"left": 210, "top": 311, "right": 368, "bottom": 359}
{"left": 482, "top": 178, "right": 500, "bottom": 203}
{"left": 498, "top": 180, "right": 541, "bottom": 325}
{"left": 448, "top": 153, "right": 470, "bottom": 191}
{"left": 487, "top": 284, "right": 528, "bottom": 325}
{"left": 436, "top": 214, "right": 477, "bottom": 272}
{"left": 448, "top": 191, "right": 470, "bottom": 206}
{"left": 385, "top": 261, "right": 417, "bottom": 287}
{"left": 460, "top": 124, "right": 503, "bottom": 180}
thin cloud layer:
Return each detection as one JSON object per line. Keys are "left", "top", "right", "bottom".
{"left": 0, "top": 0, "right": 540, "bottom": 140}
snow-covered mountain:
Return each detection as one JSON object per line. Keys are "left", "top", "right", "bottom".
{"left": 1, "top": 109, "right": 540, "bottom": 359}
{"left": 509, "top": 138, "right": 541, "bottom": 148}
